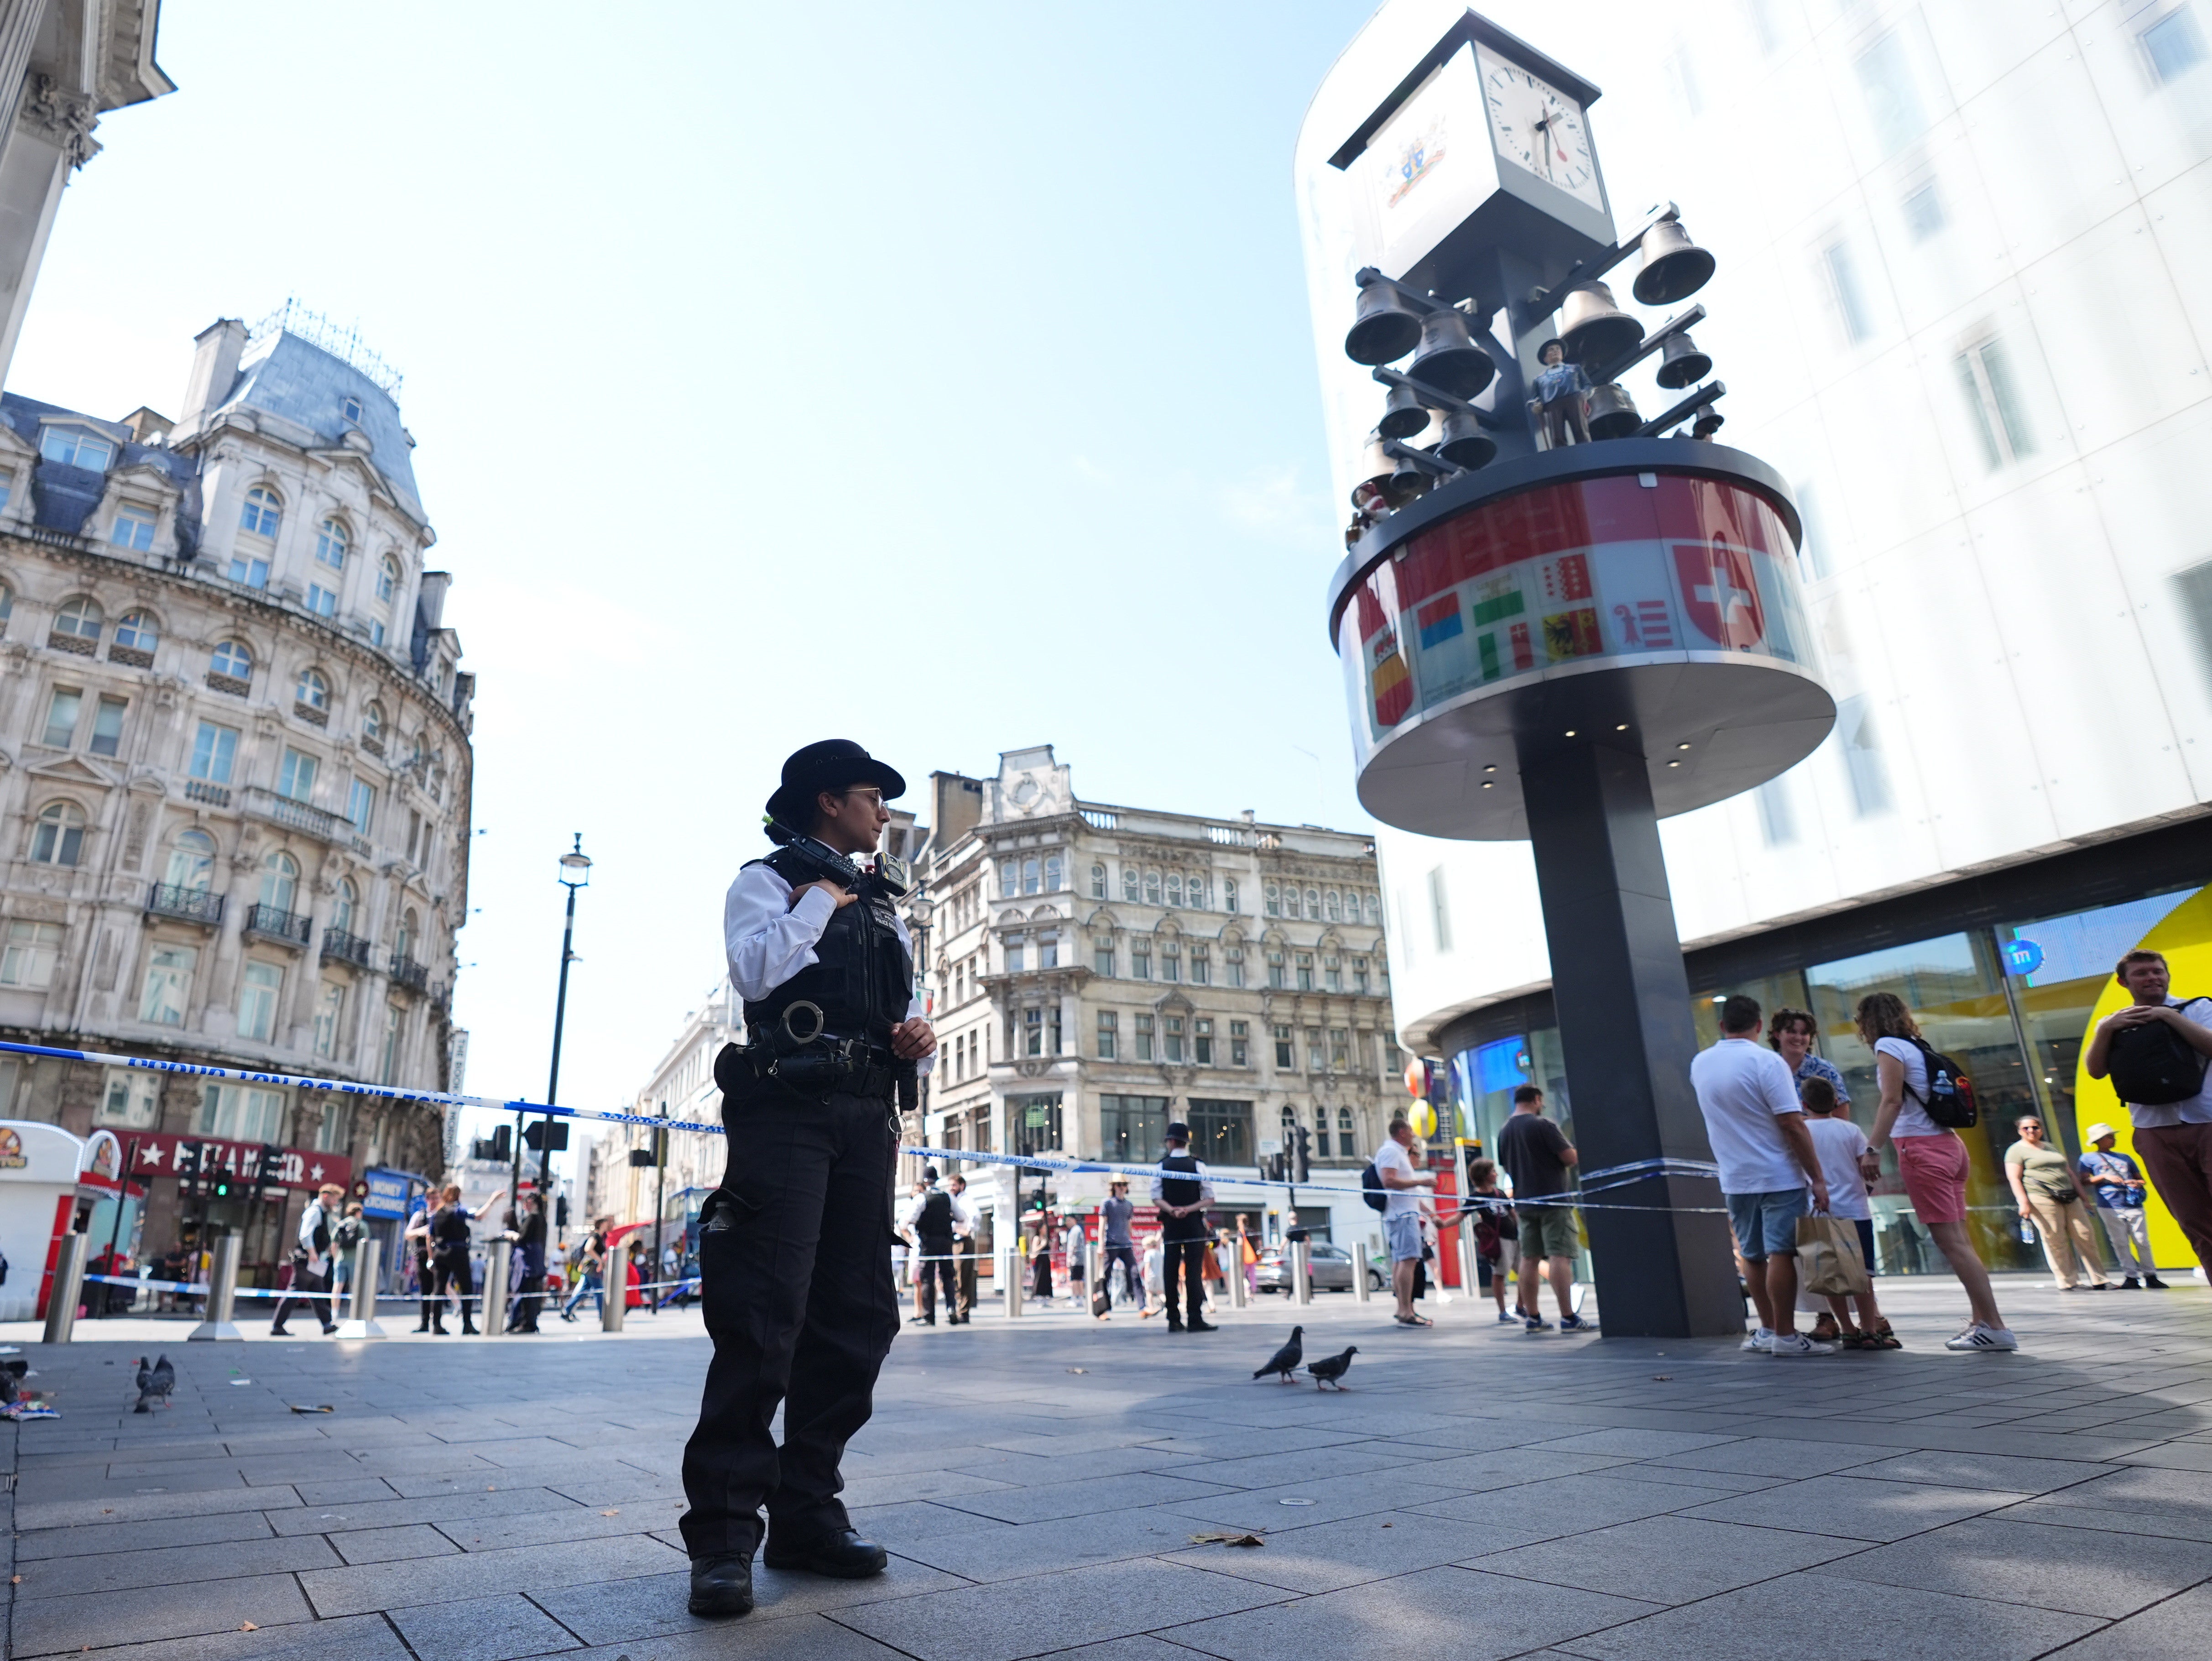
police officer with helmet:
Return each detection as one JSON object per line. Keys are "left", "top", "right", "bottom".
{"left": 680, "top": 740, "right": 936, "bottom": 1618}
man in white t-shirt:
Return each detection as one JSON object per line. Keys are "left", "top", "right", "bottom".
{"left": 1374, "top": 1115, "right": 1435, "bottom": 1327}
{"left": 2087, "top": 949, "right": 2212, "bottom": 1276}
{"left": 1689, "top": 994, "right": 1832, "bottom": 1357}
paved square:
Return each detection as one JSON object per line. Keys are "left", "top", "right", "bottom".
{"left": 6, "top": 1274, "right": 2212, "bottom": 1659}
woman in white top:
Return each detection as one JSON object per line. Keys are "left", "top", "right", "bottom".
{"left": 1857, "top": 992, "right": 2016, "bottom": 1352}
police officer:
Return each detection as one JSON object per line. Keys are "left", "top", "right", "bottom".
{"left": 1151, "top": 1122, "right": 1219, "bottom": 1333}
{"left": 680, "top": 740, "right": 936, "bottom": 1619}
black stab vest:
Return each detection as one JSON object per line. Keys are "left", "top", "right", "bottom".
{"left": 1157, "top": 1152, "right": 1207, "bottom": 1242}
{"left": 742, "top": 848, "right": 913, "bottom": 1048}
{"left": 918, "top": 1189, "right": 953, "bottom": 1239}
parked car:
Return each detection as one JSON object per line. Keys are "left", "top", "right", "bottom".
{"left": 1255, "top": 1240, "right": 1387, "bottom": 1294}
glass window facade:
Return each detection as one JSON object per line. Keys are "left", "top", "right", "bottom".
{"left": 1444, "top": 882, "right": 2212, "bottom": 1280}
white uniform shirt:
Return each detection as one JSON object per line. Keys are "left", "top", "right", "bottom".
{"left": 723, "top": 860, "right": 931, "bottom": 1073}
{"left": 1149, "top": 1157, "right": 1216, "bottom": 1209}
{"left": 296, "top": 1198, "right": 331, "bottom": 1275}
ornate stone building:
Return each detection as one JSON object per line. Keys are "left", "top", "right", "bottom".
{"left": 0, "top": 1, "right": 174, "bottom": 382}
{"left": 907, "top": 747, "right": 1402, "bottom": 1252}
{"left": 0, "top": 307, "right": 472, "bottom": 1286}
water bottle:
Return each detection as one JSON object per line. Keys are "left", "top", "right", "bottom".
{"left": 2018, "top": 1214, "right": 2036, "bottom": 1245}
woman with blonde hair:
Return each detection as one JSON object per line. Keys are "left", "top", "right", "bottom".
{"left": 1857, "top": 992, "right": 2017, "bottom": 1351}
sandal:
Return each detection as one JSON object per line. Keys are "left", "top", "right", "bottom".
{"left": 1835, "top": 1325, "right": 1868, "bottom": 1349}
{"left": 1393, "top": 1313, "right": 1434, "bottom": 1327}
{"left": 1809, "top": 1313, "right": 1841, "bottom": 1342}
{"left": 1861, "top": 1321, "right": 1902, "bottom": 1350}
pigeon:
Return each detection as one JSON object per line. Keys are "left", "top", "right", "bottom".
{"left": 1304, "top": 1346, "right": 1359, "bottom": 1390}
{"left": 1252, "top": 1325, "right": 1304, "bottom": 1384}
{"left": 134, "top": 1354, "right": 175, "bottom": 1414}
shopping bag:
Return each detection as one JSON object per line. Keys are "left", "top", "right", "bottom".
{"left": 1796, "top": 1213, "right": 1871, "bottom": 1298}
{"left": 1090, "top": 1276, "right": 1111, "bottom": 1318}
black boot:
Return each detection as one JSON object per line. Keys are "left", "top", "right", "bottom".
{"left": 416, "top": 1299, "right": 434, "bottom": 1333}
{"left": 762, "top": 1528, "right": 887, "bottom": 1578}
{"left": 2146, "top": 1273, "right": 2170, "bottom": 1288}
{"left": 688, "top": 1554, "right": 755, "bottom": 1617}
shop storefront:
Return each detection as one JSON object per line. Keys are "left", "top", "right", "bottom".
{"left": 361, "top": 1166, "right": 430, "bottom": 1292}
{"left": 1435, "top": 835, "right": 2211, "bottom": 1280}
{"left": 125, "top": 1134, "right": 355, "bottom": 1292}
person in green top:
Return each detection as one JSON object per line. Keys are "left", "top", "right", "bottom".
{"left": 2004, "top": 1116, "right": 2111, "bottom": 1291}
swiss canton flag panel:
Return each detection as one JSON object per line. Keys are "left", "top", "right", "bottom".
{"left": 1346, "top": 475, "right": 1806, "bottom": 732}
{"left": 126, "top": 1131, "right": 351, "bottom": 1193}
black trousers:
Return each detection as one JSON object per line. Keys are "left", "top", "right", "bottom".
{"left": 679, "top": 1086, "right": 898, "bottom": 1561}
{"left": 1102, "top": 1243, "right": 1140, "bottom": 1302}
{"left": 271, "top": 1264, "right": 329, "bottom": 1330}
{"left": 914, "top": 1234, "right": 958, "bottom": 1320}
{"left": 1163, "top": 1238, "right": 1209, "bottom": 1327}
{"left": 431, "top": 1251, "right": 475, "bottom": 1323}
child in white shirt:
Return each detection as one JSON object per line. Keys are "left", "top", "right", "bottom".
{"left": 1802, "top": 1076, "right": 1898, "bottom": 1349}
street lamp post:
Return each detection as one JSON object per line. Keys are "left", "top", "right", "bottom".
{"left": 509, "top": 835, "right": 591, "bottom": 1227}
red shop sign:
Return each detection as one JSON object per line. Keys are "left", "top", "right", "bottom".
{"left": 125, "top": 1133, "right": 352, "bottom": 1194}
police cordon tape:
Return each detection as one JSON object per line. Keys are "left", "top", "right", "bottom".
{"left": 13, "top": 1034, "right": 1955, "bottom": 1220}
{"left": 78, "top": 1271, "right": 705, "bottom": 1302}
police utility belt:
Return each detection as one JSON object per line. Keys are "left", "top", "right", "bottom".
{"left": 727, "top": 1000, "right": 901, "bottom": 1100}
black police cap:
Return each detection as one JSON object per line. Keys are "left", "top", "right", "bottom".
{"left": 766, "top": 740, "right": 908, "bottom": 826}
{"left": 1164, "top": 1121, "right": 1191, "bottom": 1143}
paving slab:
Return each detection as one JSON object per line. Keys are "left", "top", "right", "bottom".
{"left": 11, "top": 1276, "right": 2212, "bottom": 1661}
{"left": 1552, "top": 1571, "right": 2105, "bottom": 1661}
{"left": 2038, "top": 1580, "right": 2212, "bottom": 1659}
{"left": 1169, "top": 1563, "right": 1661, "bottom": 1661}
{"left": 1675, "top": 1473, "right": 2030, "bottom": 1541}
{"left": 833, "top": 1557, "right": 1294, "bottom": 1661}
{"left": 1462, "top": 1512, "right": 1867, "bottom": 1603}
{"left": 1810, "top": 1513, "right": 2212, "bottom": 1616}
{"left": 386, "top": 1591, "right": 584, "bottom": 1660}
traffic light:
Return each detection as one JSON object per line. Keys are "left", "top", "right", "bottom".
{"left": 260, "top": 1144, "right": 286, "bottom": 1190}
{"left": 524, "top": 1119, "right": 570, "bottom": 1151}
{"left": 626, "top": 1128, "right": 670, "bottom": 1169}
{"left": 1294, "top": 1126, "right": 1312, "bottom": 1183}
{"left": 470, "top": 1124, "right": 514, "bottom": 1163}
{"left": 556, "top": 1194, "right": 570, "bottom": 1229}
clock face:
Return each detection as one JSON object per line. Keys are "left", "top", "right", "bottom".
{"left": 1476, "top": 46, "right": 1603, "bottom": 212}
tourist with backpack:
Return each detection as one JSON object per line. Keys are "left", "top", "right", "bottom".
{"left": 2085, "top": 948, "right": 2212, "bottom": 1277}
{"left": 1857, "top": 992, "right": 2017, "bottom": 1351}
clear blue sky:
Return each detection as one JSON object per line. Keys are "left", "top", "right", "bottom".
{"left": 11, "top": 2, "right": 1384, "bottom": 1171}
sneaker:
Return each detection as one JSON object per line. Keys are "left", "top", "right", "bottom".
{"left": 1944, "top": 1322, "right": 2020, "bottom": 1352}
{"left": 1495, "top": 1310, "right": 1520, "bottom": 1325}
{"left": 1523, "top": 1315, "right": 1551, "bottom": 1333}
{"left": 1558, "top": 1313, "right": 1598, "bottom": 1333}
{"left": 1768, "top": 1331, "right": 1836, "bottom": 1357}
{"left": 1740, "top": 1328, "right": 1774, "bottom": 1353}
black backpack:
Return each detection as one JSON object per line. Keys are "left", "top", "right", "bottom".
{"left": 2107, "top": 998, "right": 2212, "bottom": 1106}
{"left": 1901, "top": 1036, "right": 1977, "bottom": 1129}
{"left": 1360, "top": 1161, "right": 1388, "bottom": 1213}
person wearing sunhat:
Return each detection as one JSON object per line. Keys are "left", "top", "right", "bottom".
{"left": 680, "top": 740, "right": 937, "bottom": 1619}
{"left": 2077, "top": 1123, "right": 2163, "bottom": 1289}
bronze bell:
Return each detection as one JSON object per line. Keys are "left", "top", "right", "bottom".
{"left": 1345, "top": 281, "right": 1426, "bottom": 366}
{"left": 1690, "top": 407, "right": 1726, "bottom": 440}
{"left": 1408, "top": 307, "right": 1496, "bottom": 398}
{"left": 1557, "top": 280, "right": 1642, "bottom": 368}
{"left": 1354, "top": 433, "right": 1396, "bottom": 509}
{"left": 1585, "top": 381, "right": 1642, "bottom": 440}
{"left": 1378, "top": 382, "right": 1431, "bottom": 440}
{"left": 1435, "top": 407, "right": 1496, "bottom": 470}
{"left": 1654, "top": 329, "right": 1713, "bottom": 390}
{"left": 1388, "top": 450, "right": 1432, "bottom": 506}
{"left": 1632, "top": 216, "right": 1717, "bottom": 306}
